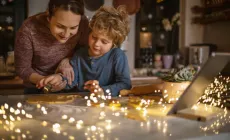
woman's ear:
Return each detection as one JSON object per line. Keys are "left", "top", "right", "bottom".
{"left": 46, "top": 10, "right": 50, "bottom": 22}
{"left": 47, "top": 16, "right": 50, "bottom": 22}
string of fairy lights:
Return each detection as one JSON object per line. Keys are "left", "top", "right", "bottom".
{"left": 0, "top": 75, "right": 230, "bottom": 139}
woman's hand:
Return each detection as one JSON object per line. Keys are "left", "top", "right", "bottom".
{"left": 56, "top": 58, "right": 74, "bottom": 85}
{"left": 36, "top": 74, "right": 63, "bottom": 89}
{"left": 50, "top": 80, "right": 67, "bottom": 92}
{"left": 84, "top": 80, "right": 104, "bottom": 95}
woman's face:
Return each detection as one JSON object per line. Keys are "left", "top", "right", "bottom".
{"left": 48, "top": 9, "right": 81, "bottom": 43}
{"left": 88, "top": 31, "right": 114, "bottom": 58}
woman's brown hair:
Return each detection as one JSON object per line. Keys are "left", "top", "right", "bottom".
{"left": 89, "top": 6, "right": 130, "bottom": 47}
{"left": 48, "top": 0, "right": 84, "bottom": 18}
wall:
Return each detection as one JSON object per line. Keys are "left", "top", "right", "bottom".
{"left": 27, "top": 0, "right": 136, "bottom": 71}
{"left": 28, "top": 0, "right": 49, "bottom": 17}
{"left": 181, "top": 0, "right": 204, "bottom": 48}
{"left": 204, "top": 22, "right": 230, "bottom": 52}
{"left": 182, "top": 0, "right": 230, "bottom": 52}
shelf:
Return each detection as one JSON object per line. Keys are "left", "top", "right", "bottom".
{"left": 203, "top": 0, "right": 230, "bottom": 7}
{"left": 192, "top": 13, "right": 230, "bottom": 24}
{"left": 191, "top": 0, "right": 230, "bottom": 24}
{"left": 191, "top": 2, "right": 230, "bottom": 14}
{"left": 0, "top": 6, "right": 14, "bottom": 13}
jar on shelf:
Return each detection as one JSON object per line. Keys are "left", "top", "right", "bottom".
{"left": 154, "top": 53, "right": 163, "bottom": 69}
{"left": 0, "top": 56, "right": 6, "bottom": 73}
{"left": 6, "top": 51, "right": 15, "bottom": 73}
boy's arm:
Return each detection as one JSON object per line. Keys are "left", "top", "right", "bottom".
{"left": 64, "top": 55, "right": 79, "bottom": 90}
{"left": 101, "top": 51, "right": 131, "bottom": 96}
{"left": 56, "top": 57, "right": 74, "bottom": 85}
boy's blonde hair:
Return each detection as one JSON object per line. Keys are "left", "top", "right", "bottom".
{"left": 89, "top": 6, "right": 130, "bottom": 47}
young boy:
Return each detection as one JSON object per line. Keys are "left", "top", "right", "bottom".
{"left": 37, "top": 6, "right": 131, "bottom": 96}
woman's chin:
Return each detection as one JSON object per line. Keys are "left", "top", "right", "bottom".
{"left": 57, "top": 39, "right": 68, "bottom": 43}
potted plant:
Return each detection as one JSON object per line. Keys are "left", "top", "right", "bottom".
{"left": 160, "top": 66, "right": 197, "bottom": 103}
{"left": 162, "top": 13, "right": 180, "bottom": 69}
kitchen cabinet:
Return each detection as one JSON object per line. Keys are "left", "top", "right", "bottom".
{"left": 135, "top": 0, "right": 180, "bottom": 68}
{"left": 0, "top": 0, "right": 27, "bottom": 57}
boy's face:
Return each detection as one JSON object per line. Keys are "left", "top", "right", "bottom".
{"left": 88, "top": 31, "right": 113, "bottom": 58}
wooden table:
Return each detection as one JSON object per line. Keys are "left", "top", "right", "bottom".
{"left": 0, "top": 94, "right": 229, "bottom": 140}
{"left": 0, "top": 76, "right": 162, "bottom": 95}
{"left": 0, "top": 76, "right": 24, "bottom": 94}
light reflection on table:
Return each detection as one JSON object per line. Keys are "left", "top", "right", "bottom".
{"left": 0, "top": 94, "right": 229, "bottom": 140}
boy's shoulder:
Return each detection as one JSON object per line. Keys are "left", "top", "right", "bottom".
{"left": 111, "top": 48, "right": 125, "bottom": 55}
{"left": 110, "top": 48, "right": 126, "bottom": 58}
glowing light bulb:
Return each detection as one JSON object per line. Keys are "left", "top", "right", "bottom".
{"left": 76, "top": 123, "right": 82, "bottom": 129}
{"left": 4, "top": 103, "right": 9, "bottom": 109}
{"left": 91, "top": 126, "right": 97, "bottom": 131}
{"left": 69, "top": 136, "right": 75, "bottom": 140}
{"left": 10, "top": 107, "right": 15, "bottom": 113}
{"left": 42, "top": 121, "right": 48, "bottom": 127}
{"left": 68, "top": 117, "right": 75, "bottom": 123}
{"left": 62, "top": 115, "right": 68, "bottom": 120}
{"left": 37, "top": 104, "right": 41, "bottom": 108}
{"left": 15, "top": 128, "right": 21, "bottom": 133}
{"left": 21, "top": 110, "right": 25, "bottom": 115}
{"left": 17, "top": 102, "right": 22, "bottom": 108}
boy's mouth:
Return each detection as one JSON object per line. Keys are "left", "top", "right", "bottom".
{"left": 92, "top": 47, "right": 100, "bottom": 52}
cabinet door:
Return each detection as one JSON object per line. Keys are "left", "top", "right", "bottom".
{"left": 0, "top": 0, "right": 27, "bottom": 56}
{"left": 135, "top": 0, "right": 179, "bottom": 68}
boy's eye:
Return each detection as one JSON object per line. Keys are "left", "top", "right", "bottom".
{"left": 92, "top": 35, "right": 97, "bottom": 39}
{"left": 102, "top": 41, "right": 108, "bottom": 44}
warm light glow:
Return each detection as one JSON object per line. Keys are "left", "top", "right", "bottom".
{"left": 17, "top": 102, "right": 22, "bottom": 108}
{"left": 68, "top": 117, "right": 75, "bottom": 123}
{"left": 41, "top": 121, "right": 48, "bottom": 127}
{"left": 62, "top": 115, "right": 68, "bottom": 120}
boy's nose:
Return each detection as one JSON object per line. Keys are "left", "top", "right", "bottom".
{"left": 95, "top": 40, "right": 101, "bottom": 46}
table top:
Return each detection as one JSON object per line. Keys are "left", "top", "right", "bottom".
{"left": 0, "top": 76, "right": 161, "bottom": 90}
{"left": 0, "top": 93, "right": 229, "bottom": 140}
{"left": 0, "top": 76, "right": 24, "bottom": 89}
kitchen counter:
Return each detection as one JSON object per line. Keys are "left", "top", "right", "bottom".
{"left": 0, "top": 76, "right": 23, "bottom": 89}
{"left": 0, "top": 93, "right": 229, "bottom": 140}
{"left": 0, "top": 76, "right": 162, "bottom": 95}
{"left": 0, "top": 76, "right": 24, "bottom": 95}
{"left": 0, "top": 76, "right": 161, "bottom": 89}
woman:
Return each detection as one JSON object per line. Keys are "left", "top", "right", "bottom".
{"left": 15, "top": 0, "right": 90, "bottom": 94}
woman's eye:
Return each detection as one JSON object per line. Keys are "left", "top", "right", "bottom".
{"left": 56, "top": 25, "right": 63, "bottom": 29}
{"left": 70, "top": 27, "right": 77, "bottom": 30}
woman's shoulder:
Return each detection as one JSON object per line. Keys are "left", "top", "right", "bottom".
{"left": 20, "top": 13, "right": 48, "bottom": 34}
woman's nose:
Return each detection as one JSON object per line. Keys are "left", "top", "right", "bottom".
{"left": 63, "top": 29, "right": 71, "bottom": 37}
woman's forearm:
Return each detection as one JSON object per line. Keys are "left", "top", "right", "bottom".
{"left": 29, "top": 73, "right": 45, "bottom": 85}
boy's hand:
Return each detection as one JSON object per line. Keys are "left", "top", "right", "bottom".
{"left": 56, "top": 58, "right": 74, "bottom": 85}
{"left": 36, "top": 74, "right": 63, "bottom": 89}
{"left": 84, "top": 80, "right": 104, "bottom": 95}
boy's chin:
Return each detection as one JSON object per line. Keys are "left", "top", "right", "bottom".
{"left": 92, "top": 52, "right": 102, "bottom": 57}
